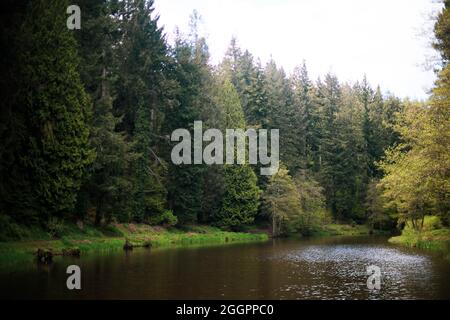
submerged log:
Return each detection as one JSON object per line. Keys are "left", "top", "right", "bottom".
{"left": 62, "top": 247, "right": 81, "bottom": 257}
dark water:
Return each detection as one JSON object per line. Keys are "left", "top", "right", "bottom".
{"left": 1, "top": 236, "right": 450, "bottom": 299}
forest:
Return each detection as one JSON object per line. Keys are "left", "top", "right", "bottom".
{"left": 0, "top": 0, "right": 448, "bottom": 241}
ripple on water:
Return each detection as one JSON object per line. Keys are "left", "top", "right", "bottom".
{"left": 275, "top": 245, "right": 436, "bottom": 299}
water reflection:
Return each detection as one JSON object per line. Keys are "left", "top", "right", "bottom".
{"left": 1, "top": 236, "right": 449, "bottom": 299}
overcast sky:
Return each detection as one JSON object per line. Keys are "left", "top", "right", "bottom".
{"left": 154, "top": 0, "right": 443, "bottom": 100}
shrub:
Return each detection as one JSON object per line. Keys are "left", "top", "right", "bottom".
{"left": 148, "top": 210, "right": 178, "bottom": 227}
{"left": 423, "top": 216, "right": 442, "bottom": 231}
{"left": 101, "top": 224, "right": 124, "bottom": 237}
{"left": 46, "top": 217, "right": 65, "bottom": 239}
{"left": 0, "top": 214, "right": 29, "bottom": 241}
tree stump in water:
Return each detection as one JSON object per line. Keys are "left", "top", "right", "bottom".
{"left": 36, "top": 248, "right": 53, "bottom": 263}
{"left": 143, "top": 240, "right": 152, "bottom": 248}
{"left": 123, "top": 239, "right": 133, "bottom": 250}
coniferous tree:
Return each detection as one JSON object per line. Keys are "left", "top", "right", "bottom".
{"left": 115, "top": 0, "right": 169, "bottom": 222}
{"left": 0, "top": 0, "right": 33, "bottom": 222}
{"left": 264, "top": 60, "right": 299, "bottom": 173}
{"left": 316, "top": 74, "right": 342, "bottom": 217}
{"left": 215, "top": 80, "right": 260, "bottom": 230}
{"left": 291, "top": 62, "right": 319, "bottom": 171}
{"left": 14, "top": 0, "right": 94, "bottom": 222}
{"left": 74, "top": 0, "right": 133, "bottom": 225}
{"left": 165, "top": 16, "right": 211, "bottom": 223}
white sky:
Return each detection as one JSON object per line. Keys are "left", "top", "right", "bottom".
{"left": 154, "top": 0, "right": 443, "bottom": 100}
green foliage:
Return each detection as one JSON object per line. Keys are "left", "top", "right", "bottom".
{"left": 0, "top": 214, "right": 31, "bottom": 241}
{"left": 318, "top": 223, "right": 373, "bottom": 236}
{"left": 379, "top": 98, "right": 449, "bottom": 229}
{"left": 262, "top": 167, "right": 302, "bottom": 236}
{"left": 164, "top": 18, "right": 211, "bottom": 224}
{"left": 379, "top": 1, "right": 450, "bottom": 229}
{"left": 148, "top": 210, "right": 178, "bottom": 227}
{"left": 434, "top": 0, "right": 450, "bottom": 64}
{"left": 294, "top": 171, "right": 328, "bottom": 234}
{"left": 218, "top": 164, "right": 260, "bottom": 230}
{"left": 75, "top": 0, "right": 133, "bottom": 225}
{"left": 219, "top": 39, "right": 269, "bottom": 128}
{"left": 291, "top": 62, "right": 319, "bottom": 172}
{"left": 365, "top": 179, "right": 395, "bottom": 230}
{"left": 114, "top": 0, "right": 170, "bottom": 222}
{"left": 1, "top": 0, "right": 446, "bottom": 238}
{"left": 212, "top": 79, "right": 261, "bottom": 230}
{"left": 0, "top": 223, "right": 269, "bottom": 266}
{"left": 389, "top": 216, "right": 450, "bottom": 258}
{"left": 1, "top": 0, "right": 95, "bottom": 222}
{"left": 46, "top": 217, "right": 65, "bottom": 239}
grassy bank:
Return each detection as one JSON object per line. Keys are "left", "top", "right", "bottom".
{"left": 0, "top": 223, "right": 268, "bottom": 266}
{"left": 389, "top": 216, "right": 450, "bottom": 259}
{"left": 310, "top": 223, "right": 387, "bottom": 237}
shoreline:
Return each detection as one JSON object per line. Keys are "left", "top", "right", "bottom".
{"left": 387, "top": 216, "right": 450, "bottom": 260}
{"left": 0, "top": 221, "right": 380, "bottom": 267}
{"left": 4, "top": 220, "right": 447, "bottom": 268}
{"left": 0, "top": 224, "right": 269, "bottom": 267}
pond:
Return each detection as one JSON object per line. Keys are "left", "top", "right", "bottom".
{"left": 1, "top": 236, "right": 450, "bottom": 299}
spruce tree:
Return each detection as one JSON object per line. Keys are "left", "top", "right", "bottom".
{"left": 115, "top": 0, "right": 169, "bottom": 222}
{"left": 74, "top": 0, "right": 133, "bottom": 225}
{"left": 165, "top": 18, "right": 210, "bottom": 223}
{"left": 15, "top": 0, "right": 94, "bottom": 221}
{"left": 215, "top": 80, "right": 260, "bottom": 230}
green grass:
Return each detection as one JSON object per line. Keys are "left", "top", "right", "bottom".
{"left": 389, "top": 216, "right": 450, "bottom": 258}
{"left": 0, "top": 223, "right": 268, "bottom": 267}
{"left": 121, "top": 224, "right": 268, "bottom": 248}
{"left": 310, "top": 223, "right": 380, "bottom": 237}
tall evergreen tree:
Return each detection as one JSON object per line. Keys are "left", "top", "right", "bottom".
{"left": 74, "top": 0, "right": 133, "bottom": 225}
{"left": 165, "top": 14, "right": 211, "bottom": 223}
{"left": 264, "top": 60, "right": 298, "bottom": 173}
{"left": 291, "top": 61, "right": 320, "bottom": 171}
{"left": 316, "top": 74, "right": 341, "bottom": 217}
{"left": 0, "top": 0, "right": 33, "bottom": 222}
{"left": 114, "top": 0, "right": 169, "bottom": 222}
{"left": 214, "top": 80, "right": 260, "bottom": 230}
{"left": 12, "top": 0, "right": 94, "bottom": 222}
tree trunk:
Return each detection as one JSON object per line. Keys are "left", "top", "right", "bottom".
{"left": 272, "top": 215, "right": 276, "bottom": 237}
{"left": 95, "top": 197, "right": 103, "bottom": 227}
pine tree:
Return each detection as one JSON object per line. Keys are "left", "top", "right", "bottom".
{"left": 264, "top": 60, "right": 298, "bottom": 173}
{"left": 165, "top": 16, "right": 211, "bottom": 224}
{"left": 291, "top": 61, "right": 319, "bottom": 171}
{"left": 115, "top": 0, "right": 170, "bottom": 222}
{"left": 73, "top": 0, "right": 133, "bottom": 225}
{"left": 316, "top": 73, "right": 341, "bottom": 217}
{"left": 219, "top": 39, "right": 269, "bottom": 128}
{"left": 0, "top": 0, "right": 33, "bottom": 222}
{"left": 215, "top": 80, "right": 260, "bottom": 230}
{"left": 14, "top": 0, "right": 94, "bottom": 221}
